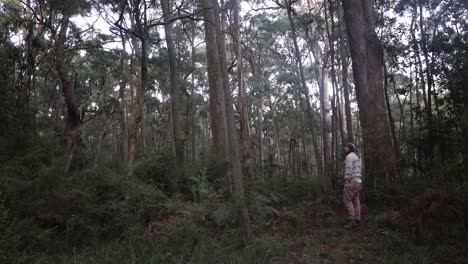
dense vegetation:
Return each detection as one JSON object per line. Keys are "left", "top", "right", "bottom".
{"left": 0, "top": 0, "right": 467, "bottom": 263}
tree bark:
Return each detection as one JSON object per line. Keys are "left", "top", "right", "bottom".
{"left": 338, "top": 4, "right": 354, "bottom": 144}
{"left": 127, "top": 1, "right": 147, "bottom": 177}
{"left": 257, "top": 101, "right": 264, "bottom": 178}
{"left": 211, "top": 0, "right": 251, "bottom": 240}
{"left": 161, "top": 0, "right": 184, "bottom": 162}
{"left": 55, "top": 11, "right": 80, "bottom": 173}
{"left": 119, "top": 32, "right": 129, "bottom": 170}
{"left": 341, "top": 0, "right": 398, "bottom": 183}
{"left": 463, "top": 83, "right": 468, "bottom": 171}
{"left": 190, "top": 20, "right": 197, "bottom": 161}
{"left": 233, "top": 0, "right": 254, "bottom": 178}
{"left": 285, "top": 1, "right": 327, "bottom": 193}
{"left": 200, "top": 0, "right": 229, "bottom": 158}
{"left": 127, "top": 39, "right": 146, "bottom": 178}
{"left": 383, "top": 62, "right": 401, "bottom": 179}
{"left": 268, "top": 98, "right": 284, "bottom": 168}
{"left": 22, "top": 4, "right": 35, "bottom": 111}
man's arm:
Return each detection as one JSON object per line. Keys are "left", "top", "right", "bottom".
{"left": 352, "top": 156, "right": 361, "bottom": 178}
{"left": 345, "top": 156, "right": 353, "bottom": 179}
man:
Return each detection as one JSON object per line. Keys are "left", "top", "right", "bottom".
{"left": 343, "top": 143, "right": 362, "bottom": 229}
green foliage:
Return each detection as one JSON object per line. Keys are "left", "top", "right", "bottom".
{"left": 133, "top": 153, "right": 229, "bottom": 201}
{"left": 250, "top": 176, "right": 318, "bottom": 202}
{"left": 0, "top": 148, "right": 160, "bottom": 254}
{"left": 209, "top": 203, "right": 236, "bottom": 227}
{"left": 49, "top": 0, "right": 91, "bottom": 15}
{"left": 133, "top": 153, "right": 179, "bottom": 193}
{"left": 125, "top": 182, "right": 167, "bottom": 222}
{"left": 374, "top": 210, "right": 399, "bottom": 228}
{"left": 189, "top": 167, "right": 213, "bottom": 202}
{"left": 250, "top": 192, "right": 283, "bottom": 222}
{"left": 378, "top": 230, "right": 432, "bottom": 264}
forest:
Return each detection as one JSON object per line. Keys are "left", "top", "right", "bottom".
{"left": 0, "top": 0, "right": 467, "bottom": 263}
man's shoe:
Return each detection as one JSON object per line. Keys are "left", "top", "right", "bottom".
{"left": 344, "top": 220, "right": 357, "bottom": 229}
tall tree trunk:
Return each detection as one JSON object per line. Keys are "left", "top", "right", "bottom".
{"left": 418, "top": 1, "right": 433, "bottom": 138}
{"left": 414, "top": 58, "right": 423, "bottom": 176}
{"left": 233, "top": 0, "right": 254, "bottom": 178}
{"left": 459, "top": 35, "right": 468, "bottom": 170}
{"left": 190, "top": 20, "right": 197, "bottom": 161}
{"left": 127, "top": 0, "right": 147, "bottom": 177}
{"left": 161, "top": 0, "right": 184, "bottom": 162}
{"left": 257, "top": 101, "right": 264, "bottom": 178}
{"left": 418, "top": 1, "right": 436, "bottom": 177}
{"left": 55, "top": 11, "right": 80, "bottom": 173}
{"left": 22, "top": 4, "right": 35, "bottom": 111}
{"left": 94, "top": 106, "right": 115, "bottom": 168}
{"left": 211, "top": 0, "right": 251, "bottom": 239}
{"left": 409, "top": 66, "right": 416, "bottom": 174}
{"left": 119, "top": 32, "right": 129, "bottom": 170}
{"left": 326, "top": 0, "right": 342, "bottom": 189}
{"left": 341, "top": 0, "right": 398, "bottom": 183}
{"left": 268, "top": 98, "right": 283, "bottom": 168}
{"left": 286, "top": 1, "right": 327, "bottom": 193}
{"left": 383, "top": 62, "right": 401, "bottom": 179}
{"left": 200, "top": 0, "right": 229, "bottom": 158}
{"left": 463, "top": 83, "right": 468, "bottom": 171}
{"left": 410, "top": 12, "right": 426, "bottom": 177}
{"left": 127, "top": 38, "right": 146, "bottom": 177}
{"left": 338, "top": 4, "right": 354, "bottom": 143}
{"left": 140, "top": 104, "right": 146, "bottom": 154}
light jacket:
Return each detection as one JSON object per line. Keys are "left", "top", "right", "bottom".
{"left": 344, "top": 152, "right": 361, "bottom": 181}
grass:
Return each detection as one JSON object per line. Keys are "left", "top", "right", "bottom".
{"left": 2, "top": 196, "right": 465, "bottom": 264}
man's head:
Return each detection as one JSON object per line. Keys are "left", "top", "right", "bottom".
{"left": 344, "top": 143, "right": 356, "bottom": 155}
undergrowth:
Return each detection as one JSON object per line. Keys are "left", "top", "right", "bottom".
{"left": 0, "top": 147, "right": 466, "bottom": 263}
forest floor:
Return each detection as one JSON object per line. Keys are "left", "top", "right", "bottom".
{"left": 269, "top": 205, "right": 431, "bottom": 264}
{"left": 38, "top": 199, "right": 466, "bottom": 264}
{"left": 271, "top": 201, "right": 466, "bottom": 264}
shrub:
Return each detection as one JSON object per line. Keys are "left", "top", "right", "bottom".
{"left": 133, "top": 153, "right": 179, "bottom": 193}
{"left": 125, "top": 182, "right": 167, "bottom": 222}
{"left": 394, "top": 188, "right": 461, "bottom": 238}
{"left": 249, "top": 192, "right": 284, "bottom": 223}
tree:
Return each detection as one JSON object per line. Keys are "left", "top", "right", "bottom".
{"left": 161, "top": 0, "right": 184, "bottom": 163}
{"left": 233, "top": 0, "right": 254, "bottom": 178}
{"left": 210, "top": 0, "right": 252, "bottom": 239}
{"left": 54, "top": 9, "right": 81, "bottom": 173}
{"left": 200, "top": 0, "right": 229, "bottom": 158}
{"left": 20, "top": 0, "right": 89, "bottom": 173}
{"left": 279, "top": 0, "right": 327, "bottom": 193}
{"left": 341, "top": 0, "right": 398, "bottom": 184}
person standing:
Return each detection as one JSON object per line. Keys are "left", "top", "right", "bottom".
{"left": 343, "top": 143, "right": 362, "bottom": 229}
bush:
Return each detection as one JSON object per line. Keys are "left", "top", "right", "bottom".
{"left": 125, "top": 182, "right": 167, "bottom": 221}
{"left": 133, "top": 153, "right": 229, "bottom": 201}
{"left": 249, "top": 176, "right": 318, "bottom": 202}
{"left": 249, "top": 192, "right": 284, "bottom": 223}
{"left": 134, "top": 153, "right": 178, "bottom": 192}
{"left": 209, "top": 202, "right": 237, "bottom": 227}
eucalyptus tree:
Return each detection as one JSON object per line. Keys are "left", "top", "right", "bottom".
{"left": 361, "top": 0, "right": 468, "bottom": 183}
{"left": 160, "top": 0, "right": 184, "bottom": 162}
{"left": 337, "top": 3, "right": 353, "bottom": 144}
{"left": 341, "top": 0, "right": 398, "bottom": 184}
{"left": 200, "top": 0, "right": 229, "bottom": 159}
{"left": 0, "top": 1, "right": 31, "bottom": 143}
{"left": 233, "top": 0, "right": 254, "bottom": 178}
{"left": 243, "top": 11, "right": 289, "bottom": 178}
{"left": 97, "top": 0, "right": 163, "bottom": 175}
{"left": 208, "top": 0, "right": 252, "bottom": 239}
{"left": 18, "top": 0, "right": 95, "bottom": 173}
{"left": 273, "top": 0, "right": 327, "bottom": 193}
